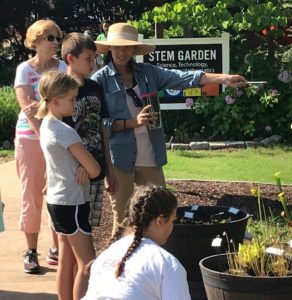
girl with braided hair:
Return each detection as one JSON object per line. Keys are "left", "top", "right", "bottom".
{"left": 82, "top": 185, "right": 191, "bottom": 300}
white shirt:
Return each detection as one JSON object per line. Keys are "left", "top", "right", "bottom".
{"left": 14, "top": 60, "right": 67, "bottom": 140}
{"left": 125, "top": 85, "right": 156, "bottom": 167}
{"left": 82, "top": 235, "right": 191, "bottom": 300}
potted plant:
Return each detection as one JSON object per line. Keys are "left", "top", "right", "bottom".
{"left": 199, "top": 172, "right": 292, "bottom": 300}
{"left": 163, "top": 205, "right": 250, "bottom": 281}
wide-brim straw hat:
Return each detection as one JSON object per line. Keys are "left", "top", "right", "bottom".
{"left": 94, "top": 23, "right": 155, "bottom": 55}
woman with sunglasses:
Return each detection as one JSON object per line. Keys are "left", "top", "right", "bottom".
{"left": 92, "top": 23, "right": 248, "bottom": 234}
{"left": 14, "top": 19, "right": 66, "bottom": 274}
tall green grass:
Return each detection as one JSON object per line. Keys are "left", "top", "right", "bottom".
{"left": 0, "top": 150, "right": 14, "bottom": 157}
{"left": 164, "top": 147, "right": 292, "bottom": 184}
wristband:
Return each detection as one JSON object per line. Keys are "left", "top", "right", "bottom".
{"left": 124, "top": 119, "right": 127, "bottom": 130}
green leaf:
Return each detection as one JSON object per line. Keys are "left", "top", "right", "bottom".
{"left": 174, "top": 3, "right": 184, "bottom": 13}
{"left": 278, "top": 16, "right": 288, "bottom": 26}
{"left": 194, "top": 4, "right": 205, "bottom": 14}
{"left": 261, "top": 16, "right": 270, "bottom": 27}
{"left": 222, "top": 21, "right": 229, "bottom": 29}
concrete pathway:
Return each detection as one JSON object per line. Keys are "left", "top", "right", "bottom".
{"left": 0, "top": 160, "right": 57, "bottom": 299}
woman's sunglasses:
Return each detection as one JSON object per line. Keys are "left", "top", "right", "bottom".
{"left": 45, "top": 35, "right": 62, "bottom": 43}
{"left": 126, "top": 88, "right": 143, "bottom": 107}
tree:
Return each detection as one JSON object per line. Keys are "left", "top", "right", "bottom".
{"left": 0, "top": 0, "right": 53, "bottom": 63}
{"left": 0, "top": 0, "right": 168, "bottom": 74}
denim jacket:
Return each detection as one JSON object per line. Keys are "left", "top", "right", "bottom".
{"left": 91, "top": 61, "right": 204, "bottom": 172}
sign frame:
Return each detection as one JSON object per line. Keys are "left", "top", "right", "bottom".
{"left": 137, "top": 33, "right": 230, "bottom": 110}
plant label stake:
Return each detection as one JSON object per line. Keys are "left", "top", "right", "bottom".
{"left": 212, "top": 236, "right": 223, "bottom": 248}
{"left": 191, "top": 205, "right": 199, "bottom": 211}
{"left": 184, "top": 211, "right": 194, "bottom": 219}
{"left": 265, "top": 247, "right": 284, "bottom": 256}
{"left": 228, "top": 207, "right": 240, "bottom": 215}
{"left": 247, "top": 81, "right": 267, "bottom": 85}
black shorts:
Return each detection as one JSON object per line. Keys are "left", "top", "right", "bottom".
{"left": 47, "top": 202, "right": 91, "bottom": 235}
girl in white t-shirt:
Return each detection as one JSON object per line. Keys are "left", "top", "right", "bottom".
{"left": 83, "top": 185, "right": 191, "bottom": 300}
{"left": 36, "top": 71, "right": 101, "bottom": 300}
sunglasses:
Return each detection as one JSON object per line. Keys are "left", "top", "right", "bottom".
{"left": 45, "top": 35, "right": 62, "bottom": 43}
{"left": 126, "top": 88, "right": 143, "bottom": 107}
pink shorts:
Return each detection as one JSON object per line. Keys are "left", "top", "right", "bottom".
{"left": 15, "top": 139, "right": 46, "bottom": 233}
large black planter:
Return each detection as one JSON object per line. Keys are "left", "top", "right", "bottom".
{"left": 199, "top": 253, "right": 292, "bottom": 300}
{"left": 163, "top": 205, "right": 249, "bottom": 281}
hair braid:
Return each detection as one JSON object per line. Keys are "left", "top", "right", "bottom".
{"left": 115, "top": 226, "right": 143, "bottom": 278}
{"left": 109, "top": 217, "right": 131, "bottom": 247}
{"left": 113, "top": 185, "right": 177, "bottom": 278}
{"left": 115, "top": 193, "right": 146, "bottom": 278}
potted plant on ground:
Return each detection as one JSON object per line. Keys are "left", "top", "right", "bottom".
{"left": 199, "top": 172, "right": 292, "bottom": 300}
{"left": 163, "top": 204, "right": 250, "bottom": 282}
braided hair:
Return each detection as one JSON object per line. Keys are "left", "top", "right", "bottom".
{"left": 114, "top": 185, "right": 177, "bottom": 277}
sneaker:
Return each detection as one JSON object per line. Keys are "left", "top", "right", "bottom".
{"left": 46, "top": 248, "right": 58, "bottom": 265}
{"left": 24, "top": 250, "right": 40, "bottom": 274}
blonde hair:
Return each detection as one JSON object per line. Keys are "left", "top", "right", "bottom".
{"left": 36, "top": 71, "right": 79, "bottom": 119}
{"left": 24, "top": 19, "right": 62, "bottom": 50}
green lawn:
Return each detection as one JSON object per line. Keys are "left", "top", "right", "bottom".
{"left": 164, "top": 147, "right": 292, "bottom": 184}
{"left": 0, "top": 150, "right": 14, "bottom": 157}
{"left": 2, "top": 148, "right": 291, "bottom": 184}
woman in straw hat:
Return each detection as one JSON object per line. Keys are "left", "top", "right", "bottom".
{"left": 91, "top": 22, "right": 247, "bottom": 233}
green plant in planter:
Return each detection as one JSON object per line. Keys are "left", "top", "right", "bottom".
{"left": 275, "top": 171, "right": 292, "bottom": 225}
{"left": 228, "top": 233, "right": 290, "bottom": 276}
{"left": 225, "top": 172, "right": 292, "bottom": 277}
{"left": 232, "top": 240, "right": 266, "bottom": 276}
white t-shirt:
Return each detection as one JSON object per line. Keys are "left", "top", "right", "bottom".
{"left": 82, "top": 235, "right": 191, "bottom": 300}
{"left": 40, "top": 117, "right": 90, "bottom": 205}
{"left": 14, "top": 60, "right": 67, "bottom": 140}
{"left": 125, "top": 85, "right": 156, "bottom": 167}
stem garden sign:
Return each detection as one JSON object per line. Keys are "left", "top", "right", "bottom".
{"left": 137, "top": 33, "right": 230, "bottom": 110}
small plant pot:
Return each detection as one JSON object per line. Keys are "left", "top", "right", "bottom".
{"left": 163, "top": 205, "right": 249, "bottom": 281}
{"left": 199, "top": 253, "right": 292, "bottom": 300}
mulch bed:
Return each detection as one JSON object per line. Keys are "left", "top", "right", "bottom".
{"left": 92, "top": 180, "right": 292, "bottom": 255}
{"left": 2, "top": 155, "right": 290, "bottom": 255}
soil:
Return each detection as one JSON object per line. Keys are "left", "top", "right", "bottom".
{"left": 92, "top": 180, "right": 292, "bottom": 255}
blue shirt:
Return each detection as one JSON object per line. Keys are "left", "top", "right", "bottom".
{"left": 91, "top": 61, "right": 204, "bottom": 172}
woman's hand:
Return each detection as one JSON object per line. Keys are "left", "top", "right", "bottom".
{"left": 136, "top": 105, "right": 157, "bottom": 126}
{"left": 75, "top": 165, "right": 89, "bottom": 184}
{"left": 200, "top": 73, "right": 248, "bottom": 88}
{"left": 105, "top": 170, "right": 118, "bottom": 195}
{"left": 22, "top": 98, "right": 42, "bottom": 135}
{"left": 222, "top": 75, "right": 248, "bottom": 88}
{"left": 23, "top": 99, "right": 39, "bottom": 119}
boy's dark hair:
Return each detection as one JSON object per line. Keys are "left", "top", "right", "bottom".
{"left": 61, "top": 32, "right": 96, "bottom": 64}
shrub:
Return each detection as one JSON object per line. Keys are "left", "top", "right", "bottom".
{"left": 0, "top": 64, "right": 15, "bottom": 87}
{"left": 138, "top": 0, "right": 292, "bottom": 142}
{"left": 0, "top": 86, "right": 19, "bottom": 143}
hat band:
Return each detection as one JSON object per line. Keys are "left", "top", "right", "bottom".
{"left": 107, "top": 31, "right": 138, "bottom": 42}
